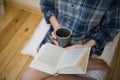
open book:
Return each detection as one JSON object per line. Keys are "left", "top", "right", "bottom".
{"left": 30, "top": 43, "right": 91, "bottom": 75}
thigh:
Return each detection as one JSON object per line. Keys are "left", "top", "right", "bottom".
{"left": 44, "top": 75, "right": 80, "bottom": 80}
{"left": 22, "top": 67, "right": 52, "bottom": 80}
{"left": 44, "top": 74, "right": 95, "bottom": 80}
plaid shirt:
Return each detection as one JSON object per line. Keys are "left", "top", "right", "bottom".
{"left": 39, "top": 0, "right": 120, "bottom": 55}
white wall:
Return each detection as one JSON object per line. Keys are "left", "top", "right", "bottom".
{"left": 13, "top": 0, "right": 40, "bottom": 8}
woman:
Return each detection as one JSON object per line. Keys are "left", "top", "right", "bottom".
{"left": 22, "top": 0, "right": 120, "bottom": 80}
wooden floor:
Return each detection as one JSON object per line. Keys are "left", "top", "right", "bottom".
{"left": 0, "top": 4, "right": 120, "bottom": 80}
{"left": 0, "top": 4, "right": 43, "bottom": 80}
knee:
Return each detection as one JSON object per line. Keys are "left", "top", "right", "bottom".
{"left": 21, "top": 68, "right": 38, "bottom": 80}
{"left": 87, "top": 70, "right": 107, "bottom": 80}
{"left": 21, "top": 69, "right": 31, "bottom": 80}
{"left": 20, "top": 67, "right": 51, "bottom": 80}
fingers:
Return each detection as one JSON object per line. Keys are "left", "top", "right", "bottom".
{"left": 52, "top": 31, "right": 59, "bottom": 46}
{"left": 64, "top": 46, "right": 76, "bottom": 50}
{"left": 52, "top": 31, "right": 56, "bottom": 40}
{"left": 53, "top": 39, "right": 59, "bottom": 46}
{"left": 64, "top": 44, "right": 85, "bottom": 51}
{"left": 84, "top": 40, "right": 96, "bottom": 47}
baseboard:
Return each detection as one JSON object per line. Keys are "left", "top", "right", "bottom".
{"left": 0, "top": 0, "right": 6, "bottom": 19}
{"left": 4, "top": 0, "right": 43, "bottom": 16}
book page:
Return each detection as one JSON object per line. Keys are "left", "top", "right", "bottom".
{"left": 30, "top": 43, "right": 64, "bottom": 74}
{"left": 57, "top": 48, "right": 90, "bottom": 73}
{"left": 76, "top": 48, "right": 90, "bottom": 73}
{"left": 30, "top": 58, "right": 57, "bottom": 75}
{"left": 58, "top": 66, "right": 85, "bottom": 74}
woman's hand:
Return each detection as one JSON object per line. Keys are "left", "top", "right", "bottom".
{"left": 84, "top": 40, "right": 96, "bottom": 47}
{"left": 64, "top": 40, "right": 96, "bottom": 50}
{"left": 52, "top": 31, "right": 59, "bottom": 46}
{"left": 64, "top": 44, "right": 85, "bottom": 50}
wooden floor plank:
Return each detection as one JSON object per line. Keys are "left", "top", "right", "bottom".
{"left": 0, "top": 9, "right": 31, "bottom": 53}
{"left": 0, "top": 14, "right": 42, "bottom": 80}
{"left": 0, "top": 5, "right": 20, "bottom": 32}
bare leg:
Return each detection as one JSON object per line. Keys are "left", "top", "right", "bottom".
{"left": 21, "top": 58, "right": 109, "bottom": 80}
{"left": 21, "top": 67, "right": 52, "bottom": 80}
{"left": 21, "top": 68, "right": 95, "bottom": 80}
{"left": 44, "top": 75, "right": 96, "bottom": 80}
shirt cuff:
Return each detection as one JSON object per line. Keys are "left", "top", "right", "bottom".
{"left": 91, "top": 30, "right": 113, "bottom": 46}
{"left": 91, "top": 35, "right": 104, "bottom": 46}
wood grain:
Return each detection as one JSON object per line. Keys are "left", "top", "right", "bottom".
{"left": 0, "top": 5, "right": 43, "bottom": 80}
{"left": 0, "top": 5, "right": 20, "bottom": 32}
{"left": 0, "top": 9, "right": 30, "bottom": 53}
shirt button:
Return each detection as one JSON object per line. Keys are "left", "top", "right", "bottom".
{"left": 71, "top": 4, "right": 74, "bottom": 7}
